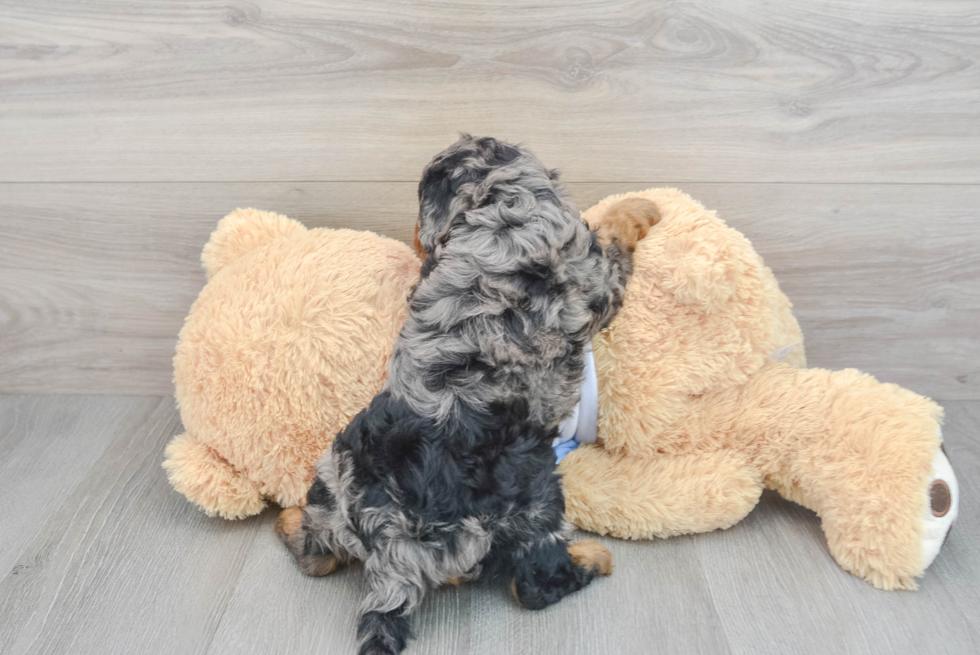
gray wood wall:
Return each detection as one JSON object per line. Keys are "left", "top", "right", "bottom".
{"left": 2, "top": 0, "right": 978, "bottom": 399}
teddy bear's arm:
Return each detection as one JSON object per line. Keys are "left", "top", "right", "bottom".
{"left": 560, "top": 445, "right": 762, "bottom": 539}
{"left": 162, "top": 432, "right": 265, "bottom": 519}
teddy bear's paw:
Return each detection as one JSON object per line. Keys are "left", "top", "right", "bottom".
{"left": 920, "top": 436, "right": 959, "bottom": 571}
{"left": 163, "top": 432, "right": 266, "bottom": 519}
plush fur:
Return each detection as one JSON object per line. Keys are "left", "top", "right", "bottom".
{"left": 167, "top": 187, "right": 955, "bottom": 595}
{"left": 561, "top": 188, "right": 948, "bottom": 590}
{"left": 166, "top": 210, "right": 420, "bottom": 518}
{"left": 276, "top": 136, "right": 654, "bottom": 655}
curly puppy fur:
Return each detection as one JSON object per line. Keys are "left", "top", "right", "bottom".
{"left": 278, "top": 135, "right": 656, "bottom": 655}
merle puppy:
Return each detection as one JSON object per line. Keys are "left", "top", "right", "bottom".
{"left": 276, "top": 135, "right": 659, "bottom": 655}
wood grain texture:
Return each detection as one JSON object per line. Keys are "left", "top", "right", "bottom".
{"left": 0, "top": 395, "right": 160, "bottom": 576}
{"left": 1, "top": 1, "right": 978, "bottom": 183}
{"left": 0, "top": 395, "right": 977, "bottom": 654}
{"left": 0, "top": 395, "right": 260, "bottom": 655}
{"left": 209, "top": 519, "right": 729, "bottom": 655}
{"left": 1, "top": 182, "right": 977, "bottom": 398}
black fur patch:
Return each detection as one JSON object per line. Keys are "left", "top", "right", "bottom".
{"left": 334, "top": 392, "right": 560, "bottom": 529}
{"left": 512, "top": 540, "right": 599, "bottom": 610}
{"left": 306, "top": 476, "right": 335, "bottom": 510}
{"left": 357, "top": 605, "right": 411, "bottom": 655}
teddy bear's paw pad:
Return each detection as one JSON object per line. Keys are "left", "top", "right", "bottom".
{"left": 921, "top": 439, "right": 959, "bottom": 571}
{"left": 568, "top": 539, "right": 613, "bottom": 576}
{"left": 931, "top": 480, "right": 951, "bottom": 517}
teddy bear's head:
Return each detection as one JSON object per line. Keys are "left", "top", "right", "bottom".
{"left": 168, "top": 209, "right": 421, "bottom": 516}
{"left": 582, "top": 189, "right": 805, "bottom": 458}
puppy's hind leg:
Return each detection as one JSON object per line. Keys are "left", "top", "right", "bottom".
{"left": 277, "top": 472, "right": 351, "bottom": 577}
{"left": 274, "top": 506, "right": 341, "bottom": 577}
{"left": 510, "top": 536, "right": 613, "bottom": 611}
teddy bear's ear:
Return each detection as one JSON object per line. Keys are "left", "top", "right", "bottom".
{"left": 582, "top": 188, "right": 748, "bottom": 314}
{"left": 659, "top": 229, "right": 749, "bottom": 314}
{"left": 201, "top": 208, "right": 307, "bottom": 279}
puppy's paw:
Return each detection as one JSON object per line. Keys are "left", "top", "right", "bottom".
{"left": 593, "top": 197, "right": 660, "bottom": 252}
{"left": 568, "top": 539, "right": 613, "bottom": 576}
{"left": 275, "top": 507, "right": 340, "bottom": 577}
{"left": 299, "top": 553, "right": 340, "bottom": 577}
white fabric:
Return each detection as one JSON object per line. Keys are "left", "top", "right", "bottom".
{"left": 920, "top": 432, "right": 959, "bottom": 571}
{"left": 575, "top": 345, "right": 599, "bottom": 444}
{"left": 553, "top": 345, "right": 599, "bottom": 448}
{"left": 769, "top": 342, "right": 798, "bottom": 362}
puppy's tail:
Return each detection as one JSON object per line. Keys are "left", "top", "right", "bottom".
{"left": 357, "top": 606, "right": 412, "bottom": 655}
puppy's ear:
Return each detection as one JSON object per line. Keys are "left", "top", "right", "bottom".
{"left": 417, "top": 162, "right": 457, "bottom": 254}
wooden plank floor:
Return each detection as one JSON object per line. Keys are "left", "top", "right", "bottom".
{"left": 0, "top": 394, "right": 977, "bottom": 655}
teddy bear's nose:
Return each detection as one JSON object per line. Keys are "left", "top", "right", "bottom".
{"left": 930, "top": 480, "right": 951, "bottom": 517}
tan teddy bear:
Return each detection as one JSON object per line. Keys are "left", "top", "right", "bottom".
{"left": 562, "top": 188, "right": 958, "bottom": 590}
{"left": 165, "top": 190, "right": 958, "bottom": 590}
{"left": 165, "top": 209, "right": 420, "bottom": 517}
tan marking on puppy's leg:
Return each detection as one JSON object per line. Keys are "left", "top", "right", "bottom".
{"left": 592, "top": 197, "right": 661, "bottom": 252}
{"left": 510, "top": 579, "right": 520, "bottom": 604}
{"left": 413, "top": 223, "right": 427, "bottom": 260}
{"left": 275, "top": 507, "right": 340, "bottom": 577}
{"left": 568, "top": 539, "right": 613, "bottom": 576}
{"left": 274, "top": 507, "right": 304, "bottom": 539}
{"left": 445, "top": 577, "right": 461, "bottom": 586}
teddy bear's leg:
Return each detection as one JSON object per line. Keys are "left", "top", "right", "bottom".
{"left": 560, "top": 445, "right": 763, "bottom": 539}
{"left": 920, "top": 437, "right": 959, "bottom": 571}
{"left": 163, "top": 432, "right": 265, "bottom": 519}
{"left": 741, "top": 363, "right": 949, "bottom": 590}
